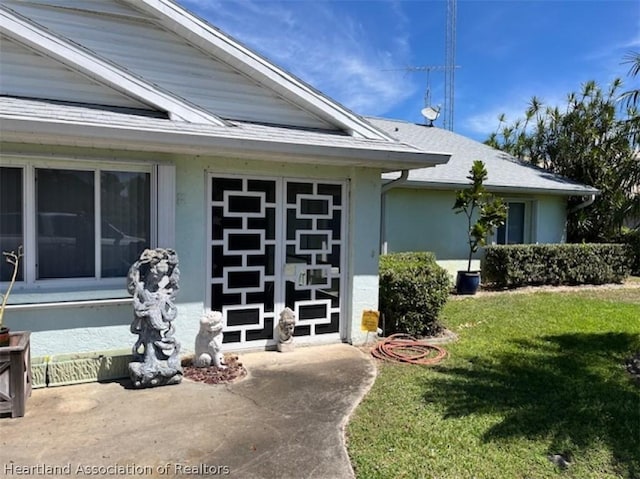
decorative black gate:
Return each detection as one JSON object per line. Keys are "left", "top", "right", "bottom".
{"left": 208, "top": 176, "right": 345, "bottom": 348}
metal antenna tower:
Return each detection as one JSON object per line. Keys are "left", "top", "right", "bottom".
{"left": 386, "top": 64, "right": 449, "bottom": 107}
{"left": 444, "top": 0, "right": 457, "bottom": 130}
{"left": 384, "top": 63, "right": 459, "bottom": 127}
{"left": 384, "top": 1, "right": 458, "bottom": 129}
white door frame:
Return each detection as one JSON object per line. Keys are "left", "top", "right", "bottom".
{"left": 205, "top": 173, "right": 348, "bottom": 350}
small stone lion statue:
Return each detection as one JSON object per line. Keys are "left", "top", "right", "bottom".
{"left": 277, "top": 307, "right": 296, "bottom": 352}
{"left": 194, "top": 311, "right": 226, "bottom": 369}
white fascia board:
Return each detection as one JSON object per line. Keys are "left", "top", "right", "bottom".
{"left": 399, "top": 180, "right": 600, "bottom": 196}
{"left": 127, "top": 0, "right": 395, "bottom": 141}
{"left": 0, "top": 6, "right": 228, "bottom": 126}
{"left": 0, "top": 116, "right": 450, "bottom": 170}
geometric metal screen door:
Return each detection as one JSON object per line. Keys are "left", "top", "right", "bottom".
{"left": 208, "top": 175, "right": 345, "bottom": 349}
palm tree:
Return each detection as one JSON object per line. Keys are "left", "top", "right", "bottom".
{"left": 620, "top": 51, "right": 640, "bottom": 109}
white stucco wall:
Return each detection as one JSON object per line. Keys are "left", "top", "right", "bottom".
{"left": 347, "top": 168, "right": 381, "bottom": 346}
{"left": 3, "top": 146, "right": 383, "bottom": 356}
{"left": 6, "top": 303, "right": 132, "bottom": 357}
{"left": 383, "top": 187, "right": 569, "bottom": 277}
{"left": 532, "top": 195, "right": 568, "bottom": 243}
{"left": 384, "top": 189, "right": 468, "bottom": 259}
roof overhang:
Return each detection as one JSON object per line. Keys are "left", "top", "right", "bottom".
{"left": 396, "top": 179, "right": 600, "bottom": 197}
{"left": 0, "top": 116, "right": 451, "bottom": 171}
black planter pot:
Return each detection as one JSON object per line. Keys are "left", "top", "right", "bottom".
{"left": 456, "top": 271, "right": 481, "bottom": 295}
{"left": 0, "top": 326, "right": 10, "bottom": 347}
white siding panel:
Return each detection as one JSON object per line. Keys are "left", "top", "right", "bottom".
{"left": 5, "top": 1, "right": 336, "bottom": 129}
{"left": 5, "top": 0, "right": 149, "bottom": 18}
{"left": 0, "top": 35, "right": 153, "bottom": 109}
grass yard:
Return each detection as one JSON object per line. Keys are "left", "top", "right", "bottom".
{"left": 347, "top": 289, "right": 640, "bottom": 479}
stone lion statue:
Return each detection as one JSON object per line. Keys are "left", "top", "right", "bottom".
{"left": 277, "top": 307, "right": 296, "bottom": 352}
{"left": 194, "top": 311, "right": 226, "bottom": 369}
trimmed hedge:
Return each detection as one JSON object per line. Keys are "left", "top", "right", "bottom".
{"left": 619, "top": 229, "right": 640, "bottom": 276}
{"left": 483, "top": 243, "right": 631, "bottom": 288}
{"left": 379, "top": 252, "right": 451, "bottom": 337}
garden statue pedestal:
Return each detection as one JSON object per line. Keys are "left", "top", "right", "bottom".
{"left": 127, "top": 249, "right": 182, "bottom": 388}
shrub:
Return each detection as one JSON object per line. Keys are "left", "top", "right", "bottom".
{"left": 483, "top": 243, "right": 631, "bottom": 288}
{"left": 618, "top": 229, "right": 640, "bottom": 276}
{"left": 379, "top": 252, "right": 451, "bottom": 337}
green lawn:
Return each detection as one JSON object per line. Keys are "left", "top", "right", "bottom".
{"left": 347, "top": 289, "right": 640, "bottom": 479}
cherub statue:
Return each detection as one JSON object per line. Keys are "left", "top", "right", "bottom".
{"left": 277, "top": 307, "right": 296, "bottom": 352}
{"left": 194, "top": 311, "right": 226, "bottom": 369}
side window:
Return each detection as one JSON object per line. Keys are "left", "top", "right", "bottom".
{"left": 0, "top": 167, "right": 24, "bottom": 282}
{"left": 497, "top": 202, "right": 526, "bottom": 245}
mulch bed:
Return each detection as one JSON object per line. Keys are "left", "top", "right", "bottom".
{"left": 182, "top": 354, "right": 247, "bottom": 384}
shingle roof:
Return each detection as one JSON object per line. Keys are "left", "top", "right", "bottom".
{"left": 0, "top": 97, "right": 449, "bottom": 169}
{"left": 369, "top": 117, "right": 599, "bottom": 196}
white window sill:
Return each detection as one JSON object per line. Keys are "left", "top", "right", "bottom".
{"left": 5, "top": 288, "right": 132, "bottom": 310}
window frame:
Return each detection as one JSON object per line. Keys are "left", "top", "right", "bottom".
{"left": 493, "top": 199, "right": 535, "bottom": 245}
{"left": 0, "top": 156, "right": 158, "bottom": 292}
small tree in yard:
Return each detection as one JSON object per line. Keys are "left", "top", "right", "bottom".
{"left": 453, "top": 160, "right": 507, "bottom": 273}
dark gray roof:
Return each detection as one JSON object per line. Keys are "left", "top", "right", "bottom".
{"left": 0, "top": 97, "right": 449, "bottom": 170}
{"left": 369, "top": 117, "right": 599, "bottom": 196}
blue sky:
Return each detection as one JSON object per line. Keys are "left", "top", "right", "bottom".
{"left": 177, "top": 0, "right": 639, "bottom": 141}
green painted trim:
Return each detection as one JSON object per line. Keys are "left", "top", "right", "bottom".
{"left": 31, "top": 356, "right": 49, "bottom": 389}
{"left": 47, "top": 349, "right": 133, "bottom": 387}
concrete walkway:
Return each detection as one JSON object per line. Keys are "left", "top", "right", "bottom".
{"left": 0, "top": 344, "right": 376, "bottom": 479}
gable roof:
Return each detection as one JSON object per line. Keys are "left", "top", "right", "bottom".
{"left": 0, "top": 0, "right": 453, "bottom": 170}
{"left": 370, "top": 117, "right": 599, "bottom": 196}
{"left": 0, "top": 0, "right": 458, "bottom": 171}
{"left": 0, "top": 10, "right": 227, "bottom": 125}
{"left": 0, "top": 0, "right": 392, "bottom": 139}
{"left": 129, "top": 0, "right": 393, "bottom": 139}
{"left": 1, "top": 34, "right": 153, "bottom": 111}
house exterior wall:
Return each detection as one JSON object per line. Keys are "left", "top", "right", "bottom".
{"left": 2, "top": 145, "right": 382, "bottom": 356}
{"left": 533, "top": 195, "right": 568, "bottom": 243}
{"left": 383, "top": 187, "right": 568, "bottom": 277}
{"left": 384, "top": 189, "right": 467, "bottom": 259}
{"left": 347, "top": 168, "right": 381, "bottom": 346}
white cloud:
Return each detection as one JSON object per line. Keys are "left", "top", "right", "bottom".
{"left": 177, "top": 0, "right": 416, "bottom": 116}
{"left": 584, "top": 33, "right": 640, "bottom": 62}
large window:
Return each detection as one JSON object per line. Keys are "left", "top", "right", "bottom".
{"left": 496, "top": 201, "right": 528, "bottom": 245}
{"left": 37, "top": 168, "right": 96, "bottom": 279}
{"left": 0, "top": 167, "right": 23, "bottom": 282}
{"left": 0, "top": 164, "right": 151, "bottom": 285}
{"left": 100, "top": 171, "right": 151, "bottom": 278}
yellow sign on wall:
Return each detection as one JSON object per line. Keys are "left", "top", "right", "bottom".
{"left": 361, "top": 310, "right": 380, "bottom": 332}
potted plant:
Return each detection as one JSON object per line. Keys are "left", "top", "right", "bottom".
{"left": 453, "top": 161, "right": 506, "bottom": 295}
{"left": 0, "top": 246, "right": 23, "bottom": 347}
